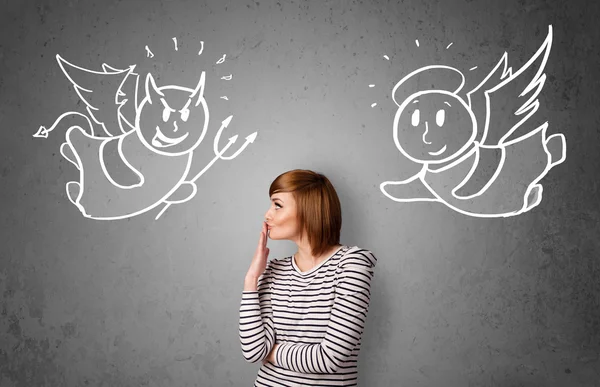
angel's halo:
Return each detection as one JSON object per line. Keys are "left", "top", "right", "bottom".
{"left": 391, "top": 65, "right": 465, "bottom": 107}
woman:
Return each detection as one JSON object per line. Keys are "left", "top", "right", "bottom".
{"left": 239, "top": 169, "right": 377, "bottom": 386}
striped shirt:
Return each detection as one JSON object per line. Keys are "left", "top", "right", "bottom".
{"left": 239, "top": 245, "right": 377, "bottom": 386}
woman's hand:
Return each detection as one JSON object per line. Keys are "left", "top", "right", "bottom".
{"left": 263, "top": 343, "right": 279, "bottom": 365}
{"left": 245, "top": 221, "right": 271, "bottom": 281}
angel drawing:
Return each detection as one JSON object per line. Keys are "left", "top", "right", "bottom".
{"left": 380, "top": 25, "right": 566, "bottom": 217}
{"left": 34, "top": 52, "right": 256, "bottom": 220}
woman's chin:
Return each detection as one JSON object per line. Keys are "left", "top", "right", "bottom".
{"left": 268, "top": 231, "right": 281, "bottom": 240}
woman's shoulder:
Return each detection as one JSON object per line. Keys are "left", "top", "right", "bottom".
{"left": 266, "top": 255, "right": 292, "bottom": 270}
{"left": 338, "top": 245, "right": 377, "bottom": 267}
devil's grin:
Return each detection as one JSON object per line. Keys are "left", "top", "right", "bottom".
{"left": 151, "top": 126, "right": 189, "bottom": 148}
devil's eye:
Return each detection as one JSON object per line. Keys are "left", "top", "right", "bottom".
{"left": 436, "top": 109, "right": 445, "bottom": 126}
{"left": 180, "top": 109, "right": 190, "bottom": 122}
{"left": 162, "top": 107, "right": 171, "bottom": 122}
{"left": 411, "top": 109, "right": 420, "bottom": 126}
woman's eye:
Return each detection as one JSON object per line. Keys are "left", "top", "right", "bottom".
{"left": 180, "top": 109, "right": 190, "bottom": 122}
{"left": 275, "top": 204, "right": 281, "bottom": 209}
{"left": 436, "top": 109, "right": 445, "bottom": 126}
{"left": 162, "top": 107, "right": 171, "bottom": 122}
{"left": 411, "top": 109, "right": 420, "bottom": 126}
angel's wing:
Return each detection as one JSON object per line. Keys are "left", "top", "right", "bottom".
{"left": 466, "top": 25, "right": 553, "bottom": 146}
{"left": 56, "top": 55, "right": 139, "bottom": 137}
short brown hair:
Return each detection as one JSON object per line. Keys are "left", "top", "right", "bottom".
{"left": 269, "top": 169, "right": 342, "bottom": 257}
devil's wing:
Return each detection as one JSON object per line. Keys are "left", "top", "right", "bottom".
{"left": 56, "top": 55, "right": 139, "bottom": 137}
{"left": 101, "top": 63, "right": 140, "bottom": 132}
{"left": 466, "top": 26, "right": 553, "bottom": 146}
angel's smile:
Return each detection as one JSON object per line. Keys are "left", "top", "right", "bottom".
{"left": 428, "top": 145, "right": 447, "bottom": 156}
{"left": 151, "top": 126, "right": 189, "bottom": 148}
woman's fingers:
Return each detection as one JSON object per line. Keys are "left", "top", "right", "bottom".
{"left": 263, "top": 222, "right": 269, "bottom": 248}
{"left": 254, "top": 222, "right": 269, "bottom": 260}
{"left": 256, "top": 230, "right": 264, "bottom": 250}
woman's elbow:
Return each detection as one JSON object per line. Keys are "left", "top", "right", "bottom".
{"left": 241, "top": 348, "right": 267, "bottom": 364}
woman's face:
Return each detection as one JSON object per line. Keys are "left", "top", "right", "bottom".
{"left": 264, "top": 192, "right": 301, "bottom": 241}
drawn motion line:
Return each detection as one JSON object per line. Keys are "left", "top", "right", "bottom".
{"left": 145, "top": 45, "right": 154, "bottom": 58}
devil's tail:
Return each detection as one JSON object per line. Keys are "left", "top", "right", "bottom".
{"left": 33, "top": 111, "right": 99, "bottom": 139}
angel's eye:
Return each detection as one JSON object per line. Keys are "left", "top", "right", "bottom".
{"left": 436, "top": 109, "right": 445, "bottom": 126}
{"left": 162, "top": 107, "right": 171, "bottom": 122}
{"left": 411, "top": 109, "right": 420, "bottom": 127}
{"left": 180, "top": 108, "right": 190, "bottom": 122}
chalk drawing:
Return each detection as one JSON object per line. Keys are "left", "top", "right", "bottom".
{"left": 34, "top": 39, "right": 257, "bottom": 220}
{"left": 380, "top": 25, "right": 566, "bottom": 217}
{"left": 145, "top": 45, "right": 155, "bottom": 58}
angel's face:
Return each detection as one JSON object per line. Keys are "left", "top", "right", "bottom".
{"left": 394, "top": 91, "right": 476, "bottom": 164}
{"left": 136, "top": 73, "right": 208, "bottom": 156}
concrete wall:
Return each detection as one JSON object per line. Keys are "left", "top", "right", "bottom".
{"left": 1, "top": 0, "right": 598, "bottom": 385}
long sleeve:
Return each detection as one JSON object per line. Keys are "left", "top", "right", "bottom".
{"left": 274, "top": 249, "right": 376, "bottom": 373}
{"left": 239, "top": 262, "right": 277, "bottom": 363}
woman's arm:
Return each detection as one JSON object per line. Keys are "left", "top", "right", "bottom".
{"left": 270, "top": 248, "right": 377, "bottom": 373}
{"left": 239, "top": 264, "right": 277, "bottom": 364}
{"left": 244, "top": 276, "right": 259, "bottom": 291}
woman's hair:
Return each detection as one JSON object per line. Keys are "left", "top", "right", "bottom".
{"left": 269, "top": 169, "right": 342, "bottom": 257}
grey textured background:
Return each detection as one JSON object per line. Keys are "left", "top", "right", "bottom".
{"left": 1, "top": 0, "right": 599, "bottom": 386}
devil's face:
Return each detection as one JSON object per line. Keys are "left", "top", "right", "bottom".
{"left": 394, "top": 90, "right": 476, "bottom": 164}
{"left": 136, "top": 73, "right": 208, "bottom": 156}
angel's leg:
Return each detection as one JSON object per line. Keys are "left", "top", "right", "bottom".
{"left": 516, "top": 127, "right": 565, "bottom": 213}
{"left": 545, "top": 133, "right": 566, "bottom": 168}
{"left": 523, "top": 184, "right": 543, "bottom": 212}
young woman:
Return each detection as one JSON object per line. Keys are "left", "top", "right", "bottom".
{"left": 239, "top": 169, "right": 377, "bottom": 386}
